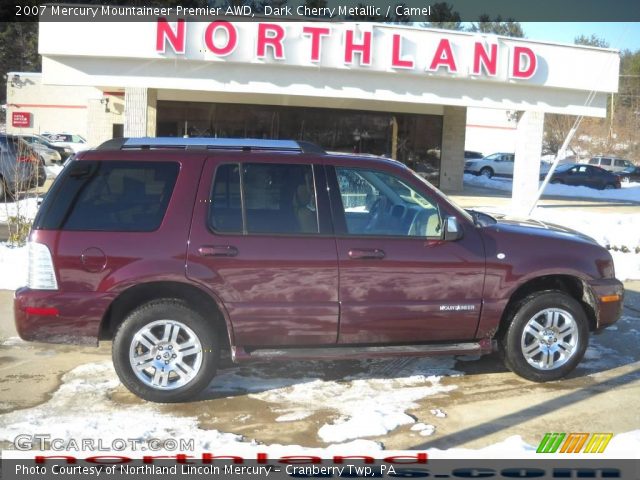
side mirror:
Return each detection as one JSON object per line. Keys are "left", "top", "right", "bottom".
{"left": 444, "top": 216, "right": 463, "bottom": 241}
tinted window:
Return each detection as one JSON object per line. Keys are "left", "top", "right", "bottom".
{"left": 336, "top": 167, "right": 440, "bottom": 238}
{"left": 600, "top": 158, "right": 612, "bottom": 166}
{"left": 210, "top": 164, "right": 242, "bottom": 233}
{"left": 589, "top": 158, "right": 598, "bottom": 165}
{"left": 209, "top": 163, "right": 319, "bottom": 235}
{"left": 244, "top": 163, "right": 318, "bottom": 234}
{"left": 35, "top": 161, "right": 178, "bottom": 231}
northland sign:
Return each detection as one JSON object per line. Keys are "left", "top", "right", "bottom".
{"left": 38, "top": 20, "right": 619, "bottom": 115}
{"left": 156, "top": 20, "right": 538, "bottom": 79}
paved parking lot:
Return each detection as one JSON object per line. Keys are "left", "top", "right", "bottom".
{"left": 0, "top": 283, "right": 638, "bottom": 452}
{"left": 0, "top": 188, "right": 638, "bottom": 454}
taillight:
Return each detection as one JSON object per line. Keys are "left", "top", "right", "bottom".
{"left": 17, "top": 155, "right": 36, "bottom": 163}
{"left": 27, "top": 242, "right": 58, "bottom": 290}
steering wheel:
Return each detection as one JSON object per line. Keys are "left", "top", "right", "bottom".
{"left": 365, "top": 197, "right": 387, "bottom": 232}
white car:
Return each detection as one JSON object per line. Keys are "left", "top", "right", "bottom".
{"left": 465, "top": 152, "right": 551, "bottom": 179}
{"left": 464, "top": 152, "right": 515, "bottom": 178}
{"left": 42, "top": 133, "right": 91, "bottom": 153}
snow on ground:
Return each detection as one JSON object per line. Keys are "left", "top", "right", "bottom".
{"left": 0, "top": 198, "right": 39, "bottom": 223}
{"left": 0, "top": 361, "right": 384, "bottom": 457}
{"left": 0, "top": 359, "right": 638, "bottom": 457}
{"left": 464, "top": 173, "right": 640, "bottom": 202}
{"left": 45, "top": 164, "right": 63, "bottom": 179}
{"left": 208, "top": 356, "right": 459, "bottom": 443}
{"left": 0, "top": 243, "right": 27, "bottom": 290}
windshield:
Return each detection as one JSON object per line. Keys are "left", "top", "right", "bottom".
{"left": 410, "top": 170, "right": 474, "bottom": 224}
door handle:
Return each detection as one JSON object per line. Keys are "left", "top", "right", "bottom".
{"left": 198, "top": 245, "right": 239, "bottom": 257}
{"left": 348, "top": 248, "right": 385, "bottom": 260}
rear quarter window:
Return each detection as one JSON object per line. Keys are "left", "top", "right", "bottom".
{"left": 34, "top": 161, "right": 179, "bottom": 232}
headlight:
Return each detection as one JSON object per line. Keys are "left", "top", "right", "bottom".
{"left": 64, "top": 147, "right": 73, "bottom": 153}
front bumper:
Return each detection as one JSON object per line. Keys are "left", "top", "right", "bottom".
{"left": 587, "top": 278, "right": 624, "bottom": 330}
{"left": 14, "top": 287, "right": 116, "bottom": 345}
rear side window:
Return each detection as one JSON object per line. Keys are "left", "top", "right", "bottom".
{"left": 600, "top": 158, "right": 612, "bottom": 166}
{"left": 34, "top": 161, "right": 179, "bottom": 231}
{"left": 209, "top": 163, "right": 319, "bottom": 235}
{"left": 589, "top": 158, "right": 598, "bottom": 165}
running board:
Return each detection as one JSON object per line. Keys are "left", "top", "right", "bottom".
{"left": 232, "top": 339, "right": 494, "bottom": 362}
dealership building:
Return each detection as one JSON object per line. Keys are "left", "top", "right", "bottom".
{"left": 6, "top": 20, "right": 619, "bottom": 211}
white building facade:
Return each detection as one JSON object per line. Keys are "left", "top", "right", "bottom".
{"left": 6, "top": 20, "right": 620, "bottom": 210}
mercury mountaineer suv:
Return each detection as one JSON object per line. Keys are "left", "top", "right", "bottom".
{"left": 15, "top": 138, "right": 624, "bottom": 402}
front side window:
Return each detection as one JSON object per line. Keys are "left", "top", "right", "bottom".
{"left": 34, "top": 161, "right": 179, "bottom": 231}
{"left": 335, "top": 167, "right": 441, "bottom": 238}
{"left": 210, "top": 163, "right": 319, "bottom": 235}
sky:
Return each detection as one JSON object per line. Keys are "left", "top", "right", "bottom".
{"left": 519, "top": 22, "right": 640, "bottom": 51}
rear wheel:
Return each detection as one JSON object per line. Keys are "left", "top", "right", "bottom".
{"left": 112, "top": 300, "right": 219, "bottom": 402}
{"left": 479, "top": 167, "right": 494, "bottom": 178}
{"left": 604, "top": 184, "right": 615, "bottom": 190}
{"left": 501, "top": 291, "right": 588, "bottom": 382}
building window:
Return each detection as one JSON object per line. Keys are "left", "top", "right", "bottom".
{"left": 157, "top": 102, "right": 443, "bottom": 186}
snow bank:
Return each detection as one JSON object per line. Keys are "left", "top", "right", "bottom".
{"left": 0, "top": 198, "right": 39, "bottom": 223}
{"left": 464, "top": 173, "right": 640, "bottom": 202}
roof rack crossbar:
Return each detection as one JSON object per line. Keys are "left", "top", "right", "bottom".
{"left": 96, "top": 137, "right": 325, "bottom": 154}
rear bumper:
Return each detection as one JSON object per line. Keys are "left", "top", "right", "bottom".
{"left": 14, "top": 287, "right": 115, "bottom": 345}
{"left": 587, "top": 278, "right": 624, "bottom": 330}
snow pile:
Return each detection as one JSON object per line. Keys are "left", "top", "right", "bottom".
{"left": 0, "top": 197, "right": 39, "bottom": 223}
{"left": 210, "top": 356, "right": 459, "bottom": 443}
{"left": 0, "top": 361, "right": 384, "bottom": 456}
{"left": 464, "top": 173, "right": 640, "bottom": 202}
{"left": 0, "top": 243, "right": 28, "bottom": 290}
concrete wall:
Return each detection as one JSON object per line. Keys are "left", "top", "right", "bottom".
{"left": 439, "top": 106, "right": 467, "bottom": 193}
{"left": 6, "top": 72, "right": 124, "bottom": 147}
{"left": 465, "top": 107, "right": 518, "bottom": 156}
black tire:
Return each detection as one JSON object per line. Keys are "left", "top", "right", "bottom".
{"left": 112, "top": 300, "right": 219, "bottom": 402}
{"left": 37, "top": 161, "right": 47, "bottom": 187}
{"left": 550, "top": 179, "right": 563, "bottom": 185}
{"left": 500, "top": 290, "right": 589, "bottom": 382}
{"left": 479, "top": 167, "right": 494, "bottom": 178}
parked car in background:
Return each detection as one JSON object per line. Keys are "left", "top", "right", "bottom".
{"left": 617, "top": 165, "right": 640, "bottom": 184}
{"left": 0, "top": 134, "right": 46, "bottom": 200}
{"left": 17, "top": 134, "right": 74, "bottom": 163}
{"left": 14, "top": 137, "right": 623, "bottom": 402}
{"left": 14, "top": 134, "right": 61, "bottom": 166}
{"left": 464, "top": 152, "right": 515, "bottom": 178}
{"left": 549, "top": 163, "right": 621, "bottom": 190}
{"left": 588, "top": 156, "right": 635, "bottom": 173}
{"left": 465, "top": 150, "right": 484, "bottom": 161}
{"left": 42, "top": 133, "right": 90, "bottom": 153}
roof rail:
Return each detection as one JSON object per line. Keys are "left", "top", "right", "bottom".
{"left": 96, "top": 137, "right": 325, "bottom": 154}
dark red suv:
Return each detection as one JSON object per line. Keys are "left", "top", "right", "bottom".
{"left": 15, "top": 138, "right": 624, "bottom": 402}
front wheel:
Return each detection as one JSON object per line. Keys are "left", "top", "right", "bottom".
{"left": 479, "top": 167, "right": 494, "bottom": 178}
{"left": 501, "top": 291, "right": 588, "bottom": 382}
{"left": 112, "top": 300, "right": 219, "bottom": 402}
